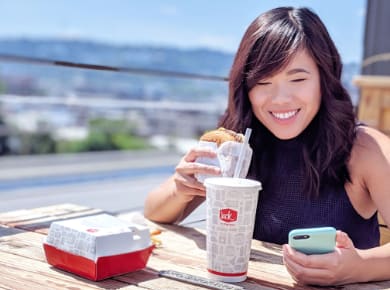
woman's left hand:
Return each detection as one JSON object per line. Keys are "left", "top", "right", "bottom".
{"left": 282, "top": 231, "right": 364, "bottom": 286}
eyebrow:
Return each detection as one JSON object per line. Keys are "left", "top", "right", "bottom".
{"left": 287, "top": 68, "right": 310, "bottom": 75}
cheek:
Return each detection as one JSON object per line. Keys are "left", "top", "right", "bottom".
{"left": 248, "top": 94, "right": 261, "bottom": 118}
{"left": 249, "top": 96, "right": 268, "bottom": 124}
{"left": 296, "top": 82, "right": 321, "bottom": 111}
{"left": 307, "top": 88, "right": 321, "bottom": 112}
{"left": 248, "top": 90, "right": 266, "bottom": 110}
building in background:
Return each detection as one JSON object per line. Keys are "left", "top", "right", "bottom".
{"left": 362, "top": 0, "right": 390, "bottom": 75}
{"left": 354, "top": 0, "right": 390, "bottom": 134}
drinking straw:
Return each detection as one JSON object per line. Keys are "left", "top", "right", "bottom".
{"left": 233, "top": 128, "right": 252, "bottom": 178}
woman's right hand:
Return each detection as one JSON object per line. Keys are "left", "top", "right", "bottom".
{"left": 173, "top": 146, "right": 221, "bottom": 202}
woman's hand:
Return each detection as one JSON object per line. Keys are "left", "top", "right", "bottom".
{"left": 282, "top": 231, "right": 365, "bottom": 286}
{"left": 173, "top": 146, "right": 221, "bottom": 202}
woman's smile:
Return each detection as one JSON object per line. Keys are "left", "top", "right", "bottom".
{"left": 270, "top": 109, "right": 300, "bottom": 122}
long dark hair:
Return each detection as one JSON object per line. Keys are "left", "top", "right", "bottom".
{"left": 219, "top": 7, "right": 356, "bottom": 197}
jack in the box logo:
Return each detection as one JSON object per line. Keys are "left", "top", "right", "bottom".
{"left": 219, "top": 208, "right": 238, "bottom": 223}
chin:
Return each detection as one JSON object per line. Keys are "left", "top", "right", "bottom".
{"left": 274, "top": 134, "right": 298, "bottom": 140}
{"left": 271, "top": 129, "right": 301, "bottom": 140}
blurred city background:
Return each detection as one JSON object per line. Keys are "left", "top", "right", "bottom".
{"left": 0, "top": 0, "right": 388, "bottom": 222}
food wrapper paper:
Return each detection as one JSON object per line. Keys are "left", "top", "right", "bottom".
{"left": 195, "top": 140, "right": 253, "bottom": 183}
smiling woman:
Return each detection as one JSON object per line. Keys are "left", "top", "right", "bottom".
{"left": 144, "top": 6, "right": 390, "bottom": 286}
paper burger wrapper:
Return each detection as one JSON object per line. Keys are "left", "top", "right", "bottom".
{"left": 195, "top": 140, "right": 253, "bottom": 183}
{"left": 43, "top": 214, "right": 154, "bottom": 281}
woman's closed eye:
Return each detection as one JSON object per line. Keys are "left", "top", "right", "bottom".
{"left": 256, "top": 81, "right": 271, "bottom": 86}
{"left": 291, "top": 78, "right": 306, "bottom": 82}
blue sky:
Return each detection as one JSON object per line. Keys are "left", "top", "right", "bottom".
{"left": 0, "top": 0, "right": 366, "bottom": 63}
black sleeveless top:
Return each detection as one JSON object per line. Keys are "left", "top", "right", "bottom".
{"left": 252, "top": 138, "right": 379, "bottom": 249}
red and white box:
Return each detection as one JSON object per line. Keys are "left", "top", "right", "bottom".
{"left": 43, "top": 213, "right": 154, "bottom": 281}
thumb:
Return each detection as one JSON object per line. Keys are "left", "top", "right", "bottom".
{"left": 336, "top": 230, "right": 354, "bottom": 249}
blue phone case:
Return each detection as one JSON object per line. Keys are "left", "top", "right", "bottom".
{"left": 288, "top": 227, "right": 336, "bottom": 255}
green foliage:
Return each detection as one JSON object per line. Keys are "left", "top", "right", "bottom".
{"left": 5, "top": 118, "right": 150, "bottom": 155}
{"left": 17, "top": 132, "right": 56, "bottom": 155}
{"left": 56, "top": 118, "right": 150, "bottom": 153}
{"left": 55, "top": 139, "right": 88, "bottom": 153}
{"left": 111, "top": 134, "right": 148, "bottom": 150}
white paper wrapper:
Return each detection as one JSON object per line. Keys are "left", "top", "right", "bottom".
{"left": 44, "top": 214, "right": 151, "bottom": 261}
{"left": 195, "top": 140, "right": 252, "bottom": 183}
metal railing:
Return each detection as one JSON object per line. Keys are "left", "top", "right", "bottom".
{"left": 0, "top": 53, "right": 229, "bottom": 82}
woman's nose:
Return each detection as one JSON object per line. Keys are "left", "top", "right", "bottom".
{"left": 272, "top": 85, "right": 291, "bottom": 104}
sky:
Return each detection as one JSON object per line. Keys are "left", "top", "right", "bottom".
{"left": 0, "top": 0, "right": 366, "bottom": 63}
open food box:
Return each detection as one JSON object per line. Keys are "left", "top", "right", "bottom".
{"left": 43, "top": 213, "right": 154, "bottom": 281}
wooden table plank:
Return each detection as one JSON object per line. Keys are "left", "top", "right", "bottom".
{"left": 1, "top": 204, "right": 390, "bottom": 290}
{"left": 0, "top": 203, "right": 91, "bottom": 223}
{"left": 0, "top": 203, "right": 105, "bottom": 234}
{"left": 0, "top": 226, "right": 46, "bottom": 262}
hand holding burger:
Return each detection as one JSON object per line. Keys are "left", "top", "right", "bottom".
{"left": 195, "top": 127, "right": 252, "bottom": 182}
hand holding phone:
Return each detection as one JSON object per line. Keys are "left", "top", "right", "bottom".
{"left": 288, "top": 227, "right": 336, "bottom": 255}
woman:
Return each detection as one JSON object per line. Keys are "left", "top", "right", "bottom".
{"left": 144, "top": 7, "right": 390, "bottom": 285}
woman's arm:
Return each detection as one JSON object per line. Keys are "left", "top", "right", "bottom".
{"left": 357, "top": 127, "right": 390, "bottom": 233}
{"left": 144, "top": 147, "right": 220, "bottom": 224}
{"left": 358, "top": 243, "right": 390, "bottom": 282}
{"left": 351, "top": 127, "right": 390, "bottom": 281}
{"left": 144, "top": 175, "right": 205, "bottom": 223}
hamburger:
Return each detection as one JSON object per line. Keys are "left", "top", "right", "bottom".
{"left": 199, "top": 127, "right": 244, "bottom": 147}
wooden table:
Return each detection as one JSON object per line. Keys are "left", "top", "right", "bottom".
{"left": 0, "top": 204, "right": 389, "bottom": 290}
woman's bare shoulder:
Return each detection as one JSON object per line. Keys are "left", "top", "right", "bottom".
{"left": 350, "top": 126, "right": 390, "bottom": 198}
{"left": 352, "top": 126, "right": 390, "bottom": 158}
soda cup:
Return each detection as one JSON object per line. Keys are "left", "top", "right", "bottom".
{"left": 204, "top": 177, "right": 261, "bottom": 282}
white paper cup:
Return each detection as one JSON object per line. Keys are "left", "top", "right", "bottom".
{"left": 204, "top": 177, "right": 262, "bottom": 282}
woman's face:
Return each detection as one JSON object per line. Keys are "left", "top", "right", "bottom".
{"left": 248, "top": 49, "right": 321, "bottom": 140}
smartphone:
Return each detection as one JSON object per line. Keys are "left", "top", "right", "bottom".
{"left": 288, "top": 227, "right": 336, "bottom": 255}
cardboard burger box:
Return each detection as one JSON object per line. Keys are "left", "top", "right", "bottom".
{"left": 43, "top": 213, "right": 154, "bottom": 281}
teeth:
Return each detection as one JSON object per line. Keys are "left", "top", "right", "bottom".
{"left": 272, "top": 110, "right": 298, "bottom": 120}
